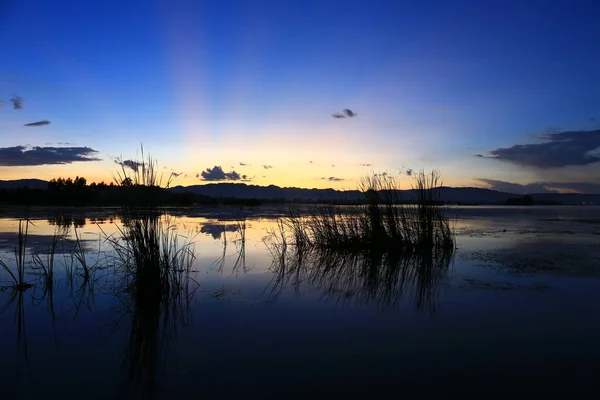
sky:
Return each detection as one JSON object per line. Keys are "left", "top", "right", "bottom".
{"left": 1, "top": 0, "right": 600, "bottom": 193}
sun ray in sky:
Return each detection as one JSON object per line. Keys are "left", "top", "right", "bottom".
{"left": 1, "top": 1, "right": 600, "bottom": 193}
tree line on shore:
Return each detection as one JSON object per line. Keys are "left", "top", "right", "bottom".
{"left": 0, "top": 176, "right": 262, "bottom": 207}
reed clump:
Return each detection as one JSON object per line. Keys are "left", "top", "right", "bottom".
{"left": 277, "top": 170, "right": 454, "bottom": 251}
{"left": 103, "top": 147, "right": 197, "bottom": 306}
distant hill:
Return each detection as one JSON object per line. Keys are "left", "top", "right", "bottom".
{"left": 0, "top": 179, "right": 48, "bottom": 190}
{"left": 168, "top": 183, "right": 541, "bottom": 204}
{"left": 170, "top": 183, "right": 600, "bottom": 205}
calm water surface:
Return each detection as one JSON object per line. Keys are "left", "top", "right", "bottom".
{"left": 1, "top": 206, "right": 599, "bottom": 397}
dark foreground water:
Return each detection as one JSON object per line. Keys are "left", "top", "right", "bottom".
{"left": 1, "top": 206, "right": 599, "bottom": 397}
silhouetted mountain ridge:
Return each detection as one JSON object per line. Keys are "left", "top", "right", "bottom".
{"left": 171, "top": 183, "right": 600, "bottom": 204}
{"left": 0, "top": 179, "right": 48, "bottom": 189}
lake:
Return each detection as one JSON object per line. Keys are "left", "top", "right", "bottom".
{"left": 1, "top": 205, "right": 599, "bottom": 397}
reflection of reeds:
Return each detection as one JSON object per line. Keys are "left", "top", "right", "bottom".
{"left": 73, "top": 227, "right": 91, "bottom": 281}
{"left": 102, "top": 209, "right": 196, "bottom": 398}
{"left": 31, "top": 277, "right": 60, "bottom": 345}
{"left": 0, "top": 217, "right": 33, "bottom": 290}
{"left": 106, "top": 148, "right": 197, "bottom": 396}
{"left": 32, "top": 225, "right": 69, "bottom": 284}
{"left": 266, "top": 245, "right": 453, "bottom": 313}
{"left": 0, "top": 290, "right": 29, "bottom": 378}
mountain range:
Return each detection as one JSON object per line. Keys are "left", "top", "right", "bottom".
{"left": 1, "top": 179, "right": 598, "bottom": 205}
{"left": 172, "top": 183, "right": 600, "bottom": 205}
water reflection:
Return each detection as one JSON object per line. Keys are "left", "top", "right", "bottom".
{"left": 267, "top": 246, "right": 453, "bottom": 313}
{"left": 199, "top": 222, "right": 239, "bottom": 240}
{"left": 0, "top": 289, "right": 29, "bottom": 381}
{"left": 107, "top": 213, "right": 197, "bottom": 398}
{"left": 47, "top": 214, "right": 118, "bottom": 228}
{"left": 1, "top": 209, "right": 600, "bottom": 396}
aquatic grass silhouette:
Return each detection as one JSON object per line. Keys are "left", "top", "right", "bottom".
{"left": 31, "top": 224, "right": 69, "bottom": 284}
{"left": 105, "top": 146, "right": 197, "bottom": 296}
{"left": 274, "top": 170, "right": 454, "bottom": 252}
{"left": 106, "top": 150, "right": 197, "bottom": 398}
{"left": 0, "top": 216, "right": 34, "bottom": 291}
{"left": 71, "top": 227, "right": 104, "bottom": 282}
{"left": 103, "top": 211, "right": 197, "bottom": 399}
{"left": 114, "top": 145, "right": 176, "bottom": 189}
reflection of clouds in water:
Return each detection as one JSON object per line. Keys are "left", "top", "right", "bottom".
{"left": 0, "top": 232, "right": 96, "bottom": 255}
{"left": 200, "top": 223, "right": 239, "bottom": 240}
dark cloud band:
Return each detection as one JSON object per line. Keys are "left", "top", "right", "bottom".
{"left": 485, "top": 129, "right": 600, "bottom": 168}
{"left": 24, "top": 120, "right": 51, "bottom": 127}
{"left": 0, "top": 146, "right": 101, "bottom": 166}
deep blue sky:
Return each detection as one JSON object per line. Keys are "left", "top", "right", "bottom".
{"left": 1, "top": 0, "right": 600, "bottom": 192}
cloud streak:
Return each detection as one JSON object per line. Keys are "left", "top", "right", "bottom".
{"left": 0, "top": 146, "right": 101, "bottom": 166}
{"left": 485, "top": 129, "right": 600, "bottom": 168}
{"left": 24, "top": 120, "right": 51, "bottom": 127}
{"left": 476, "top": 178, "right": 600, "bottom": 194}
{"left": 321, "top": 176, "right": 344, "bottom": 181}
{"left": 263, "top": 165, "right": 273, "bottom": 169}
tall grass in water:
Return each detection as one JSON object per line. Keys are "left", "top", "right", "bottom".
{"left": 278, "top": 170, "right": 454, "bottom": 251}
{"left": 108, "top": 212, "right": 196, "bottom": 398}
{"left": 103, "top": 148, "right": 197, "bottom": 397}
{"left": 0, "top": 217, "right": 33, "bottom": 290}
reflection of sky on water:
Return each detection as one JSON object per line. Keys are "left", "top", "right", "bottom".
{"left": 1, "top": 207, "right": 600, "bottom": 396}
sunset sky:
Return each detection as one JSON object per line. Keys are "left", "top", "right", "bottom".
{"left": 1, "top": 0, "right": 600, "bottom": 193}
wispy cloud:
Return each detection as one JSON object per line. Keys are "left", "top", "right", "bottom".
{"left": 360, "top": 163, "right": 372, "bottom": 167}
{"left": 10, "top": 96, "right": 23, "bottom": 110}
{"left": 542, "top": 181, "right": 600, "bottom": 193}
{"left": 343, "top": 109, "right": 357, "bottom": 117}
{"left": 115, "top": 159, "right": 142, "bottom": 172}
{"left": 332, "top": 109, "right": 358, "bottom": 119}
{"left": 475, "top": 178, "right": 556, "bottom": 194}
{"left": 199, "top": 166, "right": 245, "bottom": 181}
{"left": 475, "top": 178, "right": 600, "bottom": 194}
{"left": 321, "top": 176, "right": 344, "bottom": 181}
{"left": 484, "top": 129, "right": 600, "bottom": 168}
{"left": 0, "top": 146, "right": 101, "bottom": 166}
{"left": 263, "top": 165, "right": 273, "bottom": 169}
{"left": 23, "top": 120, "right": 51, "bottom": 127}
{"left": 239, "top": 162, "right": 250, "bottom": 166}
